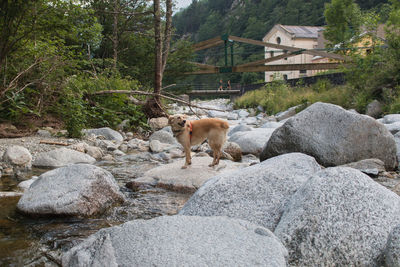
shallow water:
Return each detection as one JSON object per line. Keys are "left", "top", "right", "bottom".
{"left": 0, "top": 158, "right": 191, "bottom": 266}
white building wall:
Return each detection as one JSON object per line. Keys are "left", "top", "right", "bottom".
{"left": 263, "top": 30, "right": 318, "bottom": 82}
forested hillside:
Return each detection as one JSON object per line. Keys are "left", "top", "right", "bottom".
{"left": 173, "top": 0, "right": 390, "bottom": 84}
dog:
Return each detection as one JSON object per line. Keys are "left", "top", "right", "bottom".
{"left": 168, "top": 114, "right": 229, "bottom": 169}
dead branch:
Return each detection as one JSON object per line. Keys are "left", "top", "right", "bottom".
{"left": 90, "top": 90, "right": 226, "bottom": 112}
{"left": 39, "top": 140, "right": 69, "bottom": 146}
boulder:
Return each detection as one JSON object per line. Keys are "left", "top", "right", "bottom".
{"left": 180, "top": 153, "right": 321, "bottom": 231}
{"left": 237, "top": 109, "right": 250, "bottom": 118}
{"left": 260, "top": 121, "right": 284, "bottom": 129}
{"left": 84, "top": 127, "right": 123, "bottom": 142}
{"left": 129, "top": 156, "right": 248, "bottom": 193}
{"left": 341, "top": 158, "right": 385, "bottom": 176}
{"left": 223, "top": 141, "right": 242, "bottom": 162}
{"left": 366, "top": 100, "right": 383, "bottom": 118}
{"left": 274, "top": 167, "right": 400, "bottom": 266}
{"left": 149, "top": 140, "right": 174, "bottom": 153}
{"left": 3, "top": 145, "right": 32, "bottom": 169}
{"left": 228, "top": 124, "right": 252, "bottom": 136}
{"left": 148, "top": 117, "right": 169, "bottom": 131}
{"left": 62, "top": 215, "right": 288, "bottom": 267}
{"left": 275, "top": 106, "right": 298, "bottom": 121}
{"left": 17, "top": 164, "right": 124, "bottom": 217}
{"left": 33, "top": 148, "right": 96, "bottom": 168}
{"left": 385, "top": 224, "right": 400, "bottom": 267}
{"left": 149, "top": 130, "right": 178, "bottom": 145}
{"left": 17, "top": 176, "right": 39, "bottom": 191}
{"left": 85, "top": 146, "right": 103, "bottom": 160}
{"left": 207, "top": 110, "right": 229, "bottom": 119}
{"left": 229, "top": 128, "right": 275, "bottom": 156}
{"left": 69, "top": 142, "right": 89, "bottom": 153}
{"left": 261, "top": 102, "right": 398, "bottom": 170}
{"left": 385, "top": 121, "right": 400, "bottom": 135}
{"left": 383, "top": 114, "right": 400, "bottom": 124}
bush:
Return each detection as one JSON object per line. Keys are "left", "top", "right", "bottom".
{"left": 234, "top": 80, "right": 353, "bottom": 114}
{"left": 58, "top": 73, "right": 148, "bottom": 137}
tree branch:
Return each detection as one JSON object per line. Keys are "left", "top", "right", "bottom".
{"left": 89, "top": 90, "right": 226, "bottom": 112}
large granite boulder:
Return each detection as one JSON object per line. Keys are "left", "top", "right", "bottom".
{"left": 3, "top": 145, "right": 32, "bottom": 169}
{"left": 180, "top": 153, "right": 321, "bottom": 231}
{"left": 229, "top": 128, "right": 275, "bottom": 156}
{"left": 62, "top": 215, "right": 288, "bottom": 267}
{"left": 385, "top": 224, "right": 400, "bottom": 267}
{"left": 33, "top": 148, "right": 96, "bottom": 168}
{"left": 129, "top": 155, "right": 248, "bottom": 193}
{"left": 17, "top": 164, "right": 124, "bottom": 217}
{"left": 274, "top": 167, "right": 400, "bottom": 266}
{"left": 261, "top": 102, "right": 398, "bottom": 170}
{"left": 84, "top": 127, "right": 123, "bottom": 142}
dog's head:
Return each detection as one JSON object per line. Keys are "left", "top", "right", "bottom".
{"left": 168, "top": 114, "right": 187, "bottom": 130}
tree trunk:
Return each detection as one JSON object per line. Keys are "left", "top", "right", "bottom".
{"left": 154, "top": 0, "right": 162, "bottom": 100}
{"left": 112, "top": 0, "right": 119, "bottom": 71}
{"left": 162, "top": 0, "right": 173, "bottom": 73}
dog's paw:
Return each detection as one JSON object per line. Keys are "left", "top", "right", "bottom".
{"left": 181, "top": 165, "right": 188, "bottom": 169}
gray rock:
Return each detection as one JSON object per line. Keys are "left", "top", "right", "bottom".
{"left": 260, "top": 121, "right": 284, "bottom": 129}
{"left": 227, "top": 112, "right": 239, "bottom": 120}
{"left": 180, "top": 153, "right": 321, "bottom": 231}
{"left": 394, "top": 132, "right": 400, "bottom": 163}
{"left": 274, "top": 167, "right": 400, "bottom": 266}
{"left": 261, "top": 102, "right": 398, "bottom": 170}
{"left": 160, "top": 125, "right": 172, "bottom": 134}
{"left": 17, "top": 164, "right": 124, "bottom": 216}
{"left": 149, "top": 140, "right": 173, "bottom": 153}
{"left": 385, "top": 121, "right": 400, "bottom": 135}
{"left": 229, "top": 128, "right": 275, "bottom": 156}
{"left": 33, "top": 148, "right": 96, "bottom": 168}
{"left": 84, "top": 127, "right": 123, "bottom": 142}
{"left": 366, "top": 100, "right": 383, "bottom": 118}
{"left": 149, "top": 117, "right": 168, "bottom": 131}
{"left": 385, "top": 224, "right": 400, "bottom": 267}
{"left": 85, "top": 146, "right": 103, "bottom": 160}
{"left": 228, "top": 124, "right": 252, "bottom": 136}
{"left": 3, "top": 145, "right": 32, "bottom": 169}
{"left": 242, "top": 116, "right": 258, "bottom": 125}
{"left": 149, "top": 130, "right": 178, "bottom": 145}
{"left": 207, "top": 110, "right": 229, "bottom": 118}
{"left": 131, "top": 156, "right": 247, "bottom": 193}
{"left": 223, "top": 141, "right": 242, "bottom": 162}
{"left": 17, "top": 176, "right": 39, "bottom": 191}
{"left": 275, "top": 106, "right": 298, "bottom": 121}
{"left": 237, "top": 109, "right": 250, "bottom": 118}
{"left": 62, "top": 215, "right": 288, "bottom": 267}
{"left": 36, "top": 129, "right": 52, "bottom": 137}
{"left": 383, "top": 114, "right": 400, "bottom": 124}
{"left": 341, "top": 158, "right": 385, "bottom": 176}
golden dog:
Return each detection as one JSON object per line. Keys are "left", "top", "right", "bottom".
{"left": 168, "top": 115, "right": 229, "bottom": 169}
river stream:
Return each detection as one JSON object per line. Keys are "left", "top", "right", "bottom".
{"left": 0, "top": 152, "right": 191, "bottom": 266}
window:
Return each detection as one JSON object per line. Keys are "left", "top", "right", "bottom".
{"left": 283, "top": 74, "right": 288, "bottom": 81}
{"left": 276, "top": 37, "right": 281, "bottom": 44}
{"left": 270, "top": 51, "right": 274, "bottom": 57}
{"left": 300, "top": 70, "right": 307, "bottom": 74}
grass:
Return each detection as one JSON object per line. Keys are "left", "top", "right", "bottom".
{"left": 234, "top": 79, "right": 354, "bottom": 114}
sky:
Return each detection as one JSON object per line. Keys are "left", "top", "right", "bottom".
{"left": 174, "top": 0, "right": 192, "bottom": 11}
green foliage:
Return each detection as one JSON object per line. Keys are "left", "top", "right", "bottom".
{"left": 324, "top": 0, "right": 363, "bottom": 48}
{"left": 60, "top": 74, "right": 147, "bottom": 137}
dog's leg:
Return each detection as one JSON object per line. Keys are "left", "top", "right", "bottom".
{"left": 209, "top": 144, "right": 222, "bottom": 167}
{"left": 182, "top": 143, "right": 192, "bottom": 169}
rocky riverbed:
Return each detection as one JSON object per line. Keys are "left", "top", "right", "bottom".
{"left": 2, "top": 99, "right": 400, "bottom": 266}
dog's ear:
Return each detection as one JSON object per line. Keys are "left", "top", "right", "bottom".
{"left": 168, "top": 116, "right": 173, "bottom": 124}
